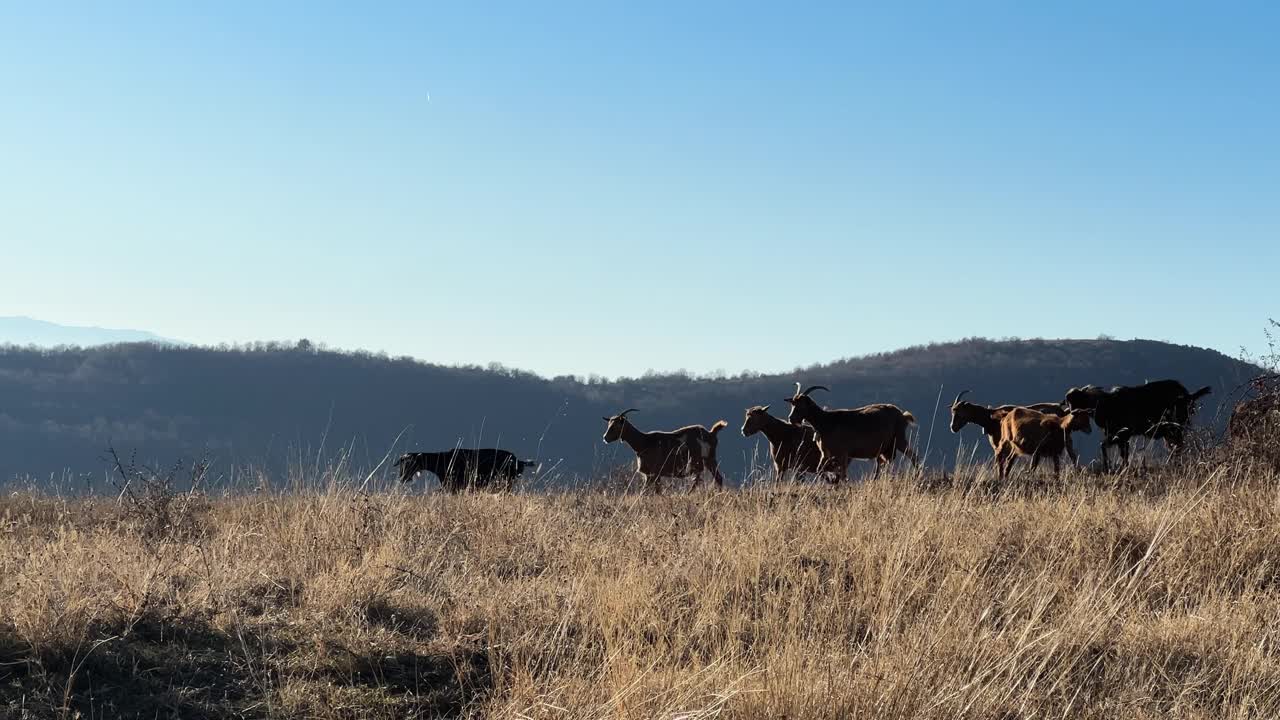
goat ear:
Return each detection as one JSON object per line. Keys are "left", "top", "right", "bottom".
{"left": 783, "top": 398, "right": 794, "bottom": 404}
{"left": 602, "top": 416, "right": 611, "bottom": 422}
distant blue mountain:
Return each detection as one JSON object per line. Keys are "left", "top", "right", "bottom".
{"left": 0, "top": 316, "right": 181, "bottom": 347}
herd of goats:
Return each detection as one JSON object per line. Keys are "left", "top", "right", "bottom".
{"left": 394, "top": 378, "right": 1218, "bottom": 493}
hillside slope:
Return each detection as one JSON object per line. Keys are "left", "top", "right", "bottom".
{"left": 0, "top": 338, "right": 1259, "bottom": 487}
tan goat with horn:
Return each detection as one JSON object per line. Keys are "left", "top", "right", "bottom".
{"left": 783, "top": 383, "right": 918, "bottom": 482}
{"left": 741, "top": 404, "right": 823, "bottom": 481}
{"left": 602, "top": 409, "right": 728, "bottom": 492}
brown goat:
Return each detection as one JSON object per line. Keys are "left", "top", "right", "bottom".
{"left": 994, "top": 407, "right": 1093, "bottom": 481}
{"left": 784, "top": 384, "right": 918, "bottom": 482}
{"left": 602, "top": 409, "right": 727, "bottom": 492}
{"left": 949, "top": 389, "right": 1067, "bottom": 453}
{"left": 741, "top": 405, "right": 823, "bottom": 481}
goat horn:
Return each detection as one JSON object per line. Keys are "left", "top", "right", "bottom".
{"left": 618, "top": 408, "right": 639, "bottom": 418}
{"left": 799, "top": 385, "right": 829, "bottom": 396}
{"left": 953, "top": 389, "right": 971, "bottom": 406}
{"left": 793, "top": 381, "right": 802, "bottom": 397}
{"left": 760, "top": 404, "right": 770, "bottom": 413}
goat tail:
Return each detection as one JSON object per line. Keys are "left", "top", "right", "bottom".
{"left": 1189, "top": 386, "right": 1212, "bottom": 402}
{"left": 902, "top": 411, "right": 917, "bottom": 425}
{"left": 708, "top": 420, "right": 729, "bottom": 435}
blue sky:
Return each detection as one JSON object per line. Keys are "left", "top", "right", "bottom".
{"left": 2, "top": 2, "right": 1276, "bottom": 377}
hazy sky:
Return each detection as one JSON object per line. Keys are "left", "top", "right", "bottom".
{"left": 2, "top": 2, "right": 1276, "bottom": 377}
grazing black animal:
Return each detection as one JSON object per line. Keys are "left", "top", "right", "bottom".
{"left": 394, "top": 449, "right": 537, "bottom": 492}
{"left": 1104, "top": 422, "right": 1185, "bottom": 458}
{"left": 1064, "top": 379, "right": 1211, "bottom": 470}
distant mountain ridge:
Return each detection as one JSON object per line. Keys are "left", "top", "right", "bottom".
{"left": 0, "top": 316, "right": 180, "bottom": 348}
{"left": 0, "top": 337, "right": 1261, "bottom": 488}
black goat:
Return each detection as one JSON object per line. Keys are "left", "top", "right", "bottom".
{"left": 395, "top": 449, "right": 537, "bottom": 492}
{"left": 1064, "top": 380, "right": 1211, "bottom": 470}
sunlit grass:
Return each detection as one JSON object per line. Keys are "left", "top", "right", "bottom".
{"left": 3, "top": 456, "right": 1280, "bottom": 718}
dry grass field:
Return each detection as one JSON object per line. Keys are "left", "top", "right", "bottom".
{"left": 4, "top": 455, "right": 1280, "bottom": 719}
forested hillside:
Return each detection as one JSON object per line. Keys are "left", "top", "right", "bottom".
{"left": 0, "top": 338, "right": 1259, "bottom": 488}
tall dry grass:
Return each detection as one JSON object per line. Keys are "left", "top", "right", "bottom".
{"left": 3, "top": 455, "right": 1280, "bottom": 719}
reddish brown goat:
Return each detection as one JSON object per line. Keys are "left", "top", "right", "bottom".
{"left": 784, "top": 384, "right": 918, "bottom": 482}
{"left": 741, "top": 405, "right": 824, "bottom": 481}
{"left": 602, "top": 409, "right": 728, "bottom": 492}
{"left": 949, "top": 389, "right": 1067, "bottom": 467}
{"left": 994, "top": 407, "right": 1093, "bottom": 481}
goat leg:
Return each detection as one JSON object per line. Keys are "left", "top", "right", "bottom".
{"left": 708, "top": 461, "right": 726, "bottom": 488}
